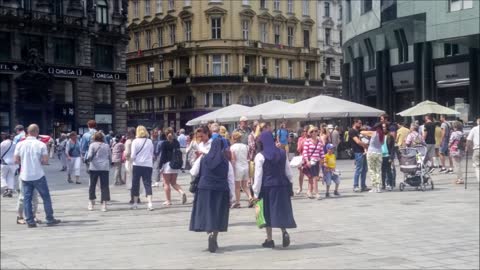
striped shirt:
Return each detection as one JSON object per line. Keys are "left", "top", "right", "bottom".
{"left": 302, "top": 138, "right": 325, "bottom": 161}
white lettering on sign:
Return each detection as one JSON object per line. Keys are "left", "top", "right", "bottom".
{"left": 48, "top": 67, "right": 82, "bottom": 76}
{"left": 0, "top": 64, "right": 11, "bottom": 70}
{"left": 93, "top": 72, "right": 114, "bottom": 79}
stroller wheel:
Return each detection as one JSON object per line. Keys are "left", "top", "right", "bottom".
{"left": 399, "top": 183, "right": 405, "bottom": 191}
{"left": 431, "top": 181, "right": 434, "bottom": 190}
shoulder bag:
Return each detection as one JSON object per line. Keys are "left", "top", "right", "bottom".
{"left": 1, "top": 141, "right": 13, "bottom": 165}
{"left": 169, "top": 141, "right": 183, "bottom": 170}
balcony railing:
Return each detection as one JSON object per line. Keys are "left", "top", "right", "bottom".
{"left": 168, "top": 74, "right": 327, "bottom": 87}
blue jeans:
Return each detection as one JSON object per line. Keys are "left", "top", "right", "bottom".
{"left": 353, "top": 153, "right": 367, "bottom": 188}
{"left": 23, "top": 176, "right": 55, "bottom": 225}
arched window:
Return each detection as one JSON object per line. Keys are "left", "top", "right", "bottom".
{"left": 96, "top": 0, "right": 108, "bottom": 24}
{"left": 239, "top": 95, "right": 255, "bottom": 106}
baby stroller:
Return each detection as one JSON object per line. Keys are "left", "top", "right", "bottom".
{"left": 398, "top": 146, "right": 434, "bottom": 191}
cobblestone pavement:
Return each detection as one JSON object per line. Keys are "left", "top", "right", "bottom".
{"left": 1, "top": 158, "right": 479, "bottom": 269}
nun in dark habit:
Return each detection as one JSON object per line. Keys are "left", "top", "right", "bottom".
{"left": 189, "top": 138, "right": 235, "bottom": 253}
{"left": 253, "top": 131, "right": 296, "bottom": 248}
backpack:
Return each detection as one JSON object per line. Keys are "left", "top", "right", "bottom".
{"left": 457, "top": 135, "right": 467, "bottom": 151}
{"left": 169, "top": 144, "right": 183, "bottom": 169}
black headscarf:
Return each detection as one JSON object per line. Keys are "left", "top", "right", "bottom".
{"left": 259, "top": 131, "right": 283, "bottom": 162}
{"left": 203, "top": 138, "right": 227, "bottom": 170}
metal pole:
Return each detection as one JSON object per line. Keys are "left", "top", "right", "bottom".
{"left": 465, "top": 148, "right": 468, "bottom": 190}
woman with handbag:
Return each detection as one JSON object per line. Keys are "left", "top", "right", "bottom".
{"left": 252, "top": 131, "right": 296, "bottom": 248}
{"left": 86, "top": 132, "right": 111, "bottom": 211}
{"left": 159, "top": 129, "right": 187, "bottom": 206}
{"left": 302, "top": 126, "right": 325, "bottom": 199}
{"left": 130, "top": 126, "right": 154, "bottom": 211}
{"left": 65, "top": 132, "right": 82, "bottom": 184}
{"left": 111, "top": 135, "right": 125, "bottom": 185}
{"left": 124, "top": 128, "right": 141, "bottom": 204}
{"left": 189, "top": 138, "right": 235, "bottom": 253}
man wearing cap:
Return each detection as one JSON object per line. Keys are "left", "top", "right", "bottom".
{"left": 234, "top": 116, "right": 251, "bottom": 145}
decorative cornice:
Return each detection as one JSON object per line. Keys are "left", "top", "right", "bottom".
{"left": 178, "top": 10, "right": 194, "bottom": 21}
{"left": 274, "top": 14, "right": 287, "bottom": 23}
{"left": 322, "top": 17, "right": 334, "bottom": 28}
{"left": 258, "top": 11, "right": 274, "bottom": 21}
{"left": 239, "top": 8, "right": 256, "bottom": 18}
{"left": 287, "top": 16, "right": 300, "bottom": 25}
{"left": 301, "top": 18, "right": 315, "bottom": 28}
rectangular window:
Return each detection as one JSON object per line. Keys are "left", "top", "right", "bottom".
{"left": 133, "top": 0, "right": 139, "bottom": 18}
{"left": 225, "top": 92, "right": 230, "bottom": 106}
{"left": 288, "top": 60, "right": 293, "bottom": 79}
{"left": 158, "top": 61, "right": 164, "bottom": 80}
{"left": 145, "top": 0, "right": 151, "bottom": 15}
{"left": 324, "top": 2, "right": 330, "bottom": 17}
{"left": 54, "top": 38, "right": 75, "bottom": 65}
{"left": 136, "top": 65, "right": 141, "bottom": 83}
{"left": 224, "top": 55, "right": 229, "bottom": 75}
{"left": 364, "top": 38, "right": 375, "bottom": 70}
{"left": 147, "top": 63, "right": 154, "bottom": 81}
{"left": 326, "top": 58, "right": 332, "bottom": 75}
{"left": 146, "top": 98, "right": 154, "bottom": 111}
{"left": 53, "top": 80, "right": 73, "bottom": 103}
{"left": 444, "top": 43, "right": 460, "bottom": 57}
{"left": 450, "top": 0, "right": 473, "bottom": 11}
{"left": 274, "top": 0, "right": 280, "bottom": 10}
{"left": 134, "top": 32, "right": 140, "bottom": 50}
{"left": 275, "top": 59, "right": 280, "bottom": 78}
{"left": 96, "top": 0, "right": 108, "bottom": 24}
{"left": 95, "top": 45, "right": 114, "bottom": 70}
{"left": 303, "top": 30, "right": 310, "bottom": 48}
{"left": 94, "top": 83, "right": 112, "bottom": 105}
{"left": 244, "top": 56, "right": 251, "bottom": 73}
{"left": 287, "top": 0, "right": 293, "bottom": 13}
{"left": 169, "top": 24, "right": 176, "bottom": 44}
{"left": 205, "top": 55, "right": 210, "bottom": 74}
{"left": 159, "top": 96, "right": 165, "bottom": 109}
{"left": 156, "top": 0, "right": 162, "bottom": 13}
{"left": 212, "top": 55, "right": 222, "bottom": 75}
{"left": 262, "top": 57, "right": 268, "bottom": 71}
{"left": 213, "top": 93, "right": 223, "bottom": 107}
{"left": 346, "top": 0, "right": 351, "bottom": 22}
{"left": 274, "top": 25, "right": 281, "bottom": 45}
{"left": 158, "top": 27, "right": 163, "bottom": 46}
{"left": 184, "top": 21, "right": 192, "bottom": 41}
{"left": 168, "top": 0, "right": 174, "bottom": 10}
{"left": 260, "top": 0, "right": 267, "bottom": 9}
{"left": 302, "top": 0, "right": 309, "bottom": 16}
{"left": 0, "top": 32, "right": 10, "bottom": 60}
{"left": 260, "top": 23, "right": 268, "bottom": 43}
{"left": 184, "top": 0, "right": 191, "bottom": 7}
{"left": 339, "top": 5, "right": 342, "bottom": 20}
{"left": 211, "top": 18, "right": 221, "bottom": 39}
{"left": 170, "top": 96, "right": 176, "bottom": 109}
{"left": 325, "top": 28, "right": 331, "bottom": 45}
{"left": 287, "top": 26, "right": 294, "bottom": 47}
{"left": 205, "top": 92, "right": 210, "bottom": 107}
{"left": 242, "top": 20, "right": 249, "bottom": 40}
{"left": 362, "top": 0, "right": 372, "bottom": 14}
{"left": 394, "top": 29, "right": 408, "bottom": 63}
{"left": 20, "top": 35, "right": 44, "bottom": 61}
{"left": 146, "top": 30, "right": 152, "bottom": 49}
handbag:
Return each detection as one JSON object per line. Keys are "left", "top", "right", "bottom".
{"left": 255, "top": 199, "right": 266, "bottom": 229}
{"left": 1, "top": 141, "right": 13, "bottom": 165}
{"left": 189, "top": 160, "right": 201, "bottom": 193}
{"left": 289, "top": 155, "right": 303, "bottom": 168}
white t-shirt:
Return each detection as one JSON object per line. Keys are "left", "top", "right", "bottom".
{"left": 130, "top": 138, "right": 154, "bottom": 167}
{"left": 14, "top": 136, "right": 48, "bottom": 181}
{"left": 467, "top": 125, "right": 479, "bottom": 150}
{"left": 1, "top": 139, "right": 15, "bottom": 165}
{"left": 230, "top": 143, "right": 248, "bottom": 169}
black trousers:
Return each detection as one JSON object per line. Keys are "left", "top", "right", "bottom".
{"left": 381, "top": 157, "right": 394, "bottom": 188}
{"left": 131, "top": 165, "right": 153, "bottom": 197}
{"left": 89, "top": 170, "right": 110, "bottom": 202}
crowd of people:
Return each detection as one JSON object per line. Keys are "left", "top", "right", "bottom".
{"left": 0, "top": 113, "right": 478, "bottom": 252}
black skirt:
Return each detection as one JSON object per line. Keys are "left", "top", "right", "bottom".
{"left": 189, "top": 189, "right": 230, "bottom": 232}
{"left": 260, "top": 186, "right": 297, "bottom": 229}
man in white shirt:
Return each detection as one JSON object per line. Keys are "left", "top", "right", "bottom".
{"left": 467, "top": 117, "right": 480, "bottom": 183}
{"left": 14, "top": 124, "right": 61, "bottom": 228}
{"left": 177, "top": 129, "right": 187, "bottom": 172}
{"left": 1, "top": 132, "right": 16, "bottom": 197}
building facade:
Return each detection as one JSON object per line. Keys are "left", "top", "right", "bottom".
{"left": 341, "top": 0, "right": 479, "bottom": 121}
{"left": 317, "top": 0, "right": 343, "bottom": 82}
{"left": 126, "top": 0, "right": 341, "bottom": 130}
{"left": 0, "top": 0, "right": 129, "bottom": 135}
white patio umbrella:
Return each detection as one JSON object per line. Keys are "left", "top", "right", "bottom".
{"left": 186, "top": 104, "right": 250, "bottom": 126}
{"left": 245, "top": 100, "right": 293, "bottom": 120}
{"left": 397, "top": 100, "right": 460, "bottom": 117}
{"left": 283, "top": 95, "right": 385, "bottom": 119}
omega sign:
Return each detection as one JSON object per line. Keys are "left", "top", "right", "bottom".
{"left": 48, "top": 67, "right": 82, "bottom": 76}
{"left": 93, "top": 71, "right": 120, "bottom": 80}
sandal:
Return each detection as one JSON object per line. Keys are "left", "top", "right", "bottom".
{"left": 16, "top": 216, "right": 26, "bottom": 225}
{"left": 231, "top": 202, "right": 241, "bottom": 209}
{"left": 162, "top": 201, "right": 171, "bottom": 206}
{"left": 455, "top": 179, "right": 464, "bottom": 184}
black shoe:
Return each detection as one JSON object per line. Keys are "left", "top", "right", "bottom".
{"left": 27, "top": 223, "right": 37, "bottom": 228}
{"left": 282, "top": 231, "right": 290, "bottom": 248}
{"left": 2, "top": 189, "right": 12, "bottom": 198}
{"left": 75, "top": 181, "right": 82, "bottom": 184}
{"left": 334, "top": 190, "right": 340, "bottom": 196}
{"left": 325, "top": 192, "right": 330, "bottom": 198}
{"left": 361, "top": 187, "right": 371, "bottom": 192}
{"left": 46, "top": 219, "right": 61, "bottom": 226}
{"left": 129, "top": 199, "right": 134, "bottom": 204}
{"left": 67, "top": 179, "right": 74, "bottom": 184}
{"left": 262, "top": 239, "right": 275, "bottom": 248}
{"left": 137, "top": 198, "right": 141, "bottom": 204}
{"left": 208, "top": 234, "right": 217, "bottom": 253}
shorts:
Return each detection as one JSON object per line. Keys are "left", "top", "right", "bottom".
{"left": 234, "top": 166, "right": 249, "bottom": 181}
{"left": 439, "top": 142, "right": 449, "bottom": 156}
{"left": 161, "top": 162, "right": 179, "bottom": 174}
{"left": 324, "top": 171, "right": 340, "bottom": 185}
{"left": 426, "top": 144, "right": 436, "bottom": 160}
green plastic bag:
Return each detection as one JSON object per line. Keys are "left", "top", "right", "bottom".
{"left": 255, "top": 199, "right": 266, "bottom": 229}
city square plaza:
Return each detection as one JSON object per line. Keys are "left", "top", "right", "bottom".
{"left": 1, "top": 158, "right": 478, "bottom": 269}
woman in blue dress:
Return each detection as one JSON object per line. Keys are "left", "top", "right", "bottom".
{"left": 189, "top": 138, "right": 235, "bottom": 253}
{"left": 253, "top": 131, "right": 296, "bottom": 248}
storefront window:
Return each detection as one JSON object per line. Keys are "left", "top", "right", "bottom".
{"left": 95, "top": 83, "right": 112, "bottom": 104}
{"left": 54, "top": 38, "right": 75, "bottom": 65}
{"left": 20, "top": 34, "right": 44, "bottom": 61}
{"left": 95, "top": 45, "right": 114, "bottom": 71}
{"left": 53, "top": 80, "right": 73, "bottom": 104}
{"left": 0, "top": 32, "right": 10, "bottom": 60}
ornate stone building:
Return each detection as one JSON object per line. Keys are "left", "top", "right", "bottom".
{"left": 0, "top": 0, "right": 129, "bottom": 135}
{"left": 126, "top": 0, "right": 341, "bottom": 130}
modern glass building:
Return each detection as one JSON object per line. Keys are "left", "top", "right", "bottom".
{"left": 341, "top": 0, "right": 479, "bottom": 121}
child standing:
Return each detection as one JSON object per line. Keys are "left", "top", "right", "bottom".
{"left": 323, "top": 144, "right": 340, "bottom": 197}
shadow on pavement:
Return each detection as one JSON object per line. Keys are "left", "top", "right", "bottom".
{"left": 218, "top": 242, "right": 341, "bottom": 253}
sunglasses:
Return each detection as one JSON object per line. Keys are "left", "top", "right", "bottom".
{"left": 310, "top": 130, "right": 318, "bottom": 134}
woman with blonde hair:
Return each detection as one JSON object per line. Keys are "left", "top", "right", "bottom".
{"left": 219, "top": 126, "right": 230, "bottom": 141}
{"left": 159, "top": 128, "right": 187, "bottom": 206}
{"left": 230, "top": 131, "right": 253, "bottom": 208}
{"left": 86, "top": 132, "right": 111, "bottom": 211}
{"left": 130, "top": 126, "right": 154, "bottom": 210}
{"left": 124, "top": 127, "right": 140, "bottom": 204}
{"left": 302, "top": 125, "right": 324, "bottom": 199}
